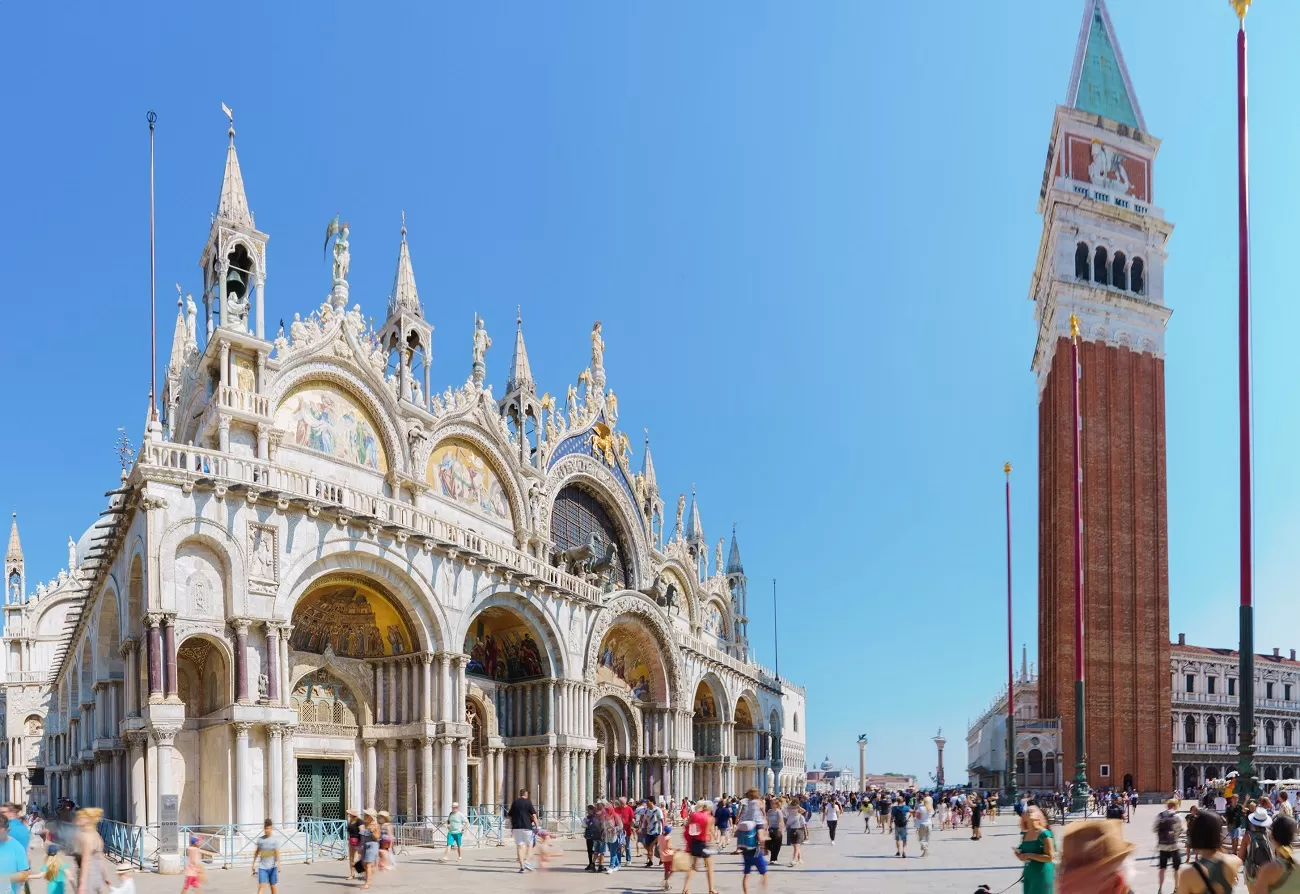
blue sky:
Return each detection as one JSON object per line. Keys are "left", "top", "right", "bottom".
{"left": 3, "top": 1, "right": 1299, "bottom": 780}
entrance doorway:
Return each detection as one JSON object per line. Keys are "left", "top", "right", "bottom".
{"left": 298, "top": 759, "right": 346, "bottom": 820}
{"left": 1123, "top": 773, "right": 1133, "bottom": 792}
{"left": 468, "top": 765, "right": 479, "bottom": 809}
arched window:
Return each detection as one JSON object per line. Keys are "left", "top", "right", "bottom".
{"left": 1184, "top": 715, "right": 1196, "bottom": 744}
{"left": 1094, "top": 246, "right": 1110, "bottom": 286}
{"left": 551, "top": 484, "right": 629, "bottom": 588}
{"left": 1015, "top": 752, "right": 1026, "bottom": 777}
{"left": 1075, "top": 242, "right": 1091, "bottom": 280}
{"left": 1266, "top": 720, "right": 1277, "bottom": 746}
{"left": 1044, "top": 753, "right": 1056, "bottom": 779}
{"left": 1207, "top": 716, "right": 1218, "bottom": 744}
{"left": 1228, "top": 717, "right": 1239, "bottom": 744}
{"left": 1286, "top": 722, "right": 1295, "bottom": 747}
{"left": 1112, "top": 251, "right": 1128, "bottom": 290}
{"left": 1131, "top": 257, "right": 1145, "bottom": 294}
{"left": 1028, "top": 749, "right": 1044, "bottom": 774}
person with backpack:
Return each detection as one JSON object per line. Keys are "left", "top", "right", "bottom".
{"left": 1250, "top": 813, "right": 1300, "bottom": 894}
{"left": 890, "top": 797, "right": 911, "bottom": 858}
{"left": 1154, "top": 798, "right": 1184, "bottom": 894}
{"left": 1177, "top": 809, "right": 1241, "bottom": 894}
{"left": 1245, "top": 806, "right": 1276, "bottom": 888}
{"left": 736, "top": 789, "right": 768, "bottom": 894}
{"left": 582, "top": 805, "right": 601, "bottom": 872}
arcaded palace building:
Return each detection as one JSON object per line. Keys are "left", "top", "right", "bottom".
{"left": 0, "top": 120, "right": 806, "bottom": 828}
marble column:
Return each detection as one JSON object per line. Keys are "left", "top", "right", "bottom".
{"left": 145, "top": 615, "right": 163, "bottom": 698}
{"left": 267, "top": 725, "right": 285, "bottom": 824}
{"left": 441, "top": 738, "right": 453, "bottom": 817}
{"left": 265, "top": 625, "right": 281, "bottom": 702}
{"left": 122, "top": 639, "right": 139, "bottom": 717}
{"left": 405, "top": 741, "right": 417, "bottom": 819}
{"left": 456, "top": 738, "right": 468, "bottom": 810}
{"left": 455, "top": 656, "right": 467, "bottom": 722}
{"left": 386, "top": 740, "right": 399, "bottom": 815}
{"left": 374, "top": 663, "right": 385, "bottom": 724}
{"left": 438, "top": 655, "right": 452, "bottom": 722}
{"left": 421, "top": 738, "right": 435, "bottom": 819}
{"left": 233, "top": 722, "right": 254, "bottom": 826}
{"left": 559, "top": 749, "right": 571, "bottom": 814}
{"left": 283, "top": 733, "right": 297, "bottom": 826}
{"left": 420, "top": 656, "right": 433, "bottom": 722}
{"left": 494, "top": 749, "right": 505, "bottom": 808}
{"left": 485, "top": 747, "right": 496, "bottom": 810}
{"left": 162, "top": 615, "right": 178, "bottom": 700}
{"left": 279, "top": 626, "right": 293, "bottom": 708}
{"left": 365, "top": 740, "right": 378, "bottom": 808}
{"left": 386, "top": 663, "right": 397, "bottom": 725}
{"left": 152, "top": 724, "right": 178, "bottom": 834}
{"left": 231, "top": 619, "right": 251, "bottom": 703}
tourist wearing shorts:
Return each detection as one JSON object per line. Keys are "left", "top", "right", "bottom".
{"left": 782, "top": 801, "right": 806, "bottom": 866}
{"left": 913, "top": 802, "right": 932, "bottom": 857}
{"left": 1153, "top": 799, "right": 1184, "bottom": 893}
{"left": 682, "top": 803, "right": 716, "bottom": 894}
{"left": 441, "top": 802, "right": 465, "bottom": 862}
{"left": 508, "top": 789, "right": 537, "bottom": 872}
{"left": 890, "top": 799, "right": 910, "bottom": 857}
{"left": 738, "top": 789, "right": 769, "bottom": 894}
{"left": 251, "top": 820, "right": 280, "bottom": 894}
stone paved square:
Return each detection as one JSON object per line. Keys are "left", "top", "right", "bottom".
{"left": 79, "top": 809, "right": 1178, "bottom": 894}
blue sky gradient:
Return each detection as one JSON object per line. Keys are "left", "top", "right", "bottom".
{"left": 3, "top": 1, "right": 1299, "bottom": 778}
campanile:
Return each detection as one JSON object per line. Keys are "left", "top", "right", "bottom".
{"left": 1031, "top": 0, "right": 1174, "bottom": 794}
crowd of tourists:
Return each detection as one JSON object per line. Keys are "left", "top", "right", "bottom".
{"left": 0, "top": 799, "right": 137, "bottom": 894}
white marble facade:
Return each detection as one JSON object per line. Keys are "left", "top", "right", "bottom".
{"left": 27, "top": 124, "right": 806, "bottom": 830}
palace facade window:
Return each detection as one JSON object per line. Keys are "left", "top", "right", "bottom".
{"left": 1229, "top": 678, "right": 1237, "bottom": 696}
{"left": 1228, "top": 717, "right": 1239, "bottom": 744}
{"left": 1206, "top": 717, "right": 1218, "bottom": 744}
{"left": 1184, "top": 715, "right": 1196, "bottom": 744}
{"left": 1131, "top": 257, "right": 1145, "bottom": 294}
{"left": 1112, "top": 251, "right": 1128, "bottom": 290}
{"left": 1207, "top": 676, "right": 1216, "bottom": 694}
{"left": 1268, "top": 682, "right": 1276, "bottom": 700}
{"left": 1094, "top": 246, "right": 1110, "bottom": 286}
{"left": 1287, "top": 684, "right": 1293, "bottom": 701}
{"left": 1287, "top": 722, "right": 1295, "bottom": 748}
{"left": 1266, "top": 720, "right": 1277, "bottom": 746}
{"left": 1185, "top": 674, "right": 1195, "bottom": 693}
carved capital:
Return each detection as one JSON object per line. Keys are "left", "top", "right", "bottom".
{"left": 150, "top": 724, "right": 181, "bottom": 746}
{"left": 121, "top": 730, "right": 148, "bottom": 750}
{"left": 420, "top": 653, "right": 434, "bottom": 667}
{"left": 266, "top": 723, "right": 289, "bottom": 740}
{"left": 231, "top": 721, "right": 254, "bottom": 738}
{"left": 228, "top": 617, "right": 252, "bottom": 636}
{"left": 118, "top": 637, "right": 139, "bottom": 658}
{"left": 145, "top": 612, "right": 165, "bottom": 630}
{"left": 363, "top": 739, "right": 378, "bottom": 751}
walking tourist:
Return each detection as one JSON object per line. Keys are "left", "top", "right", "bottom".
{"left": 1056, "top": 819, "right": 1134, "bottom": 894}
{"left": 714, "top": 798, "right": 733, "bottom": 851}
{"left": 824, "top": 797, "right": 839, "bottom": 845}
{"left": 764, "top": 798, "right": 784, "bottom": 865}
{"left": 346, "top": 810, "right": 361, "bottom": 880}
{"left": 73, "top": 808, "right": 108, "bottom": 894}
{"left": 913, "top": 797, "right": 932, "bottom": 857}
{"left": 859, "top": 796, "right": 871, "bottom": 833}
{"left": 1177, "top": 808, "right": 1241, "bottom": 893}
{"left": 640, "top": 798, "right": 665, "bottom": 866}
{"left": 508, "top": 789, "right": 537, "bottom": 873}
{"left": 1185, "top": 804, "right": 1201, "bottom": 864}
{"left": 1245, "top": 805, "right": 1277, "bottom": 887}
{"left": 583, "top": 805, "right": 602, "bottom": 872}
{"left": 376, "top": 812, "right": 394, "bottom": 871}
{"left": 890, "top": 797, "right": 910, "bottom": 858}
{"left": 1226, "top": 795, "right": 1245, "bottom": 857}
{"left": 1250, "top": 813, "right": 1300, "bottom": 894}
{"left": 616, "top": 797, "right": 635, "bottom": 865}
{"left": 440, "top": 802, "right": 464, "bottom": 863}
{"left": 358, "top": 809, "right": 380, "bottom": 890}
{"left": 1281, "top": 792, "right": 1296, "bottom": 820}
{"left": 183, "top": 836, "right": 204, "bottom": 892}
{"left": 682, "top": 801, "right": 717, "bottom": 894}
{"left": 737, "top": 789, "right": 768, "bottom": 894}
{"left": 782, "top": 798, "right": 807, "bottom": 866}
{"left": 658, "top": 820, "right": 676, "bottom": 893}
{"left": 44, "top": 842, "right": 67, "bottom": 894}
{"left": 251, "top": 820, "right": 281, "bottom": 894}
{"left": 602, "top": 803, "right": 623, "bottom": 873}
{"left": 0, "top": 821, "right": 28, "bottom": 894}
{"left": 1154, "top": 798, "right": 1185, "bottom": 894}
{"left": 1014, "top": 806, "right": 1054, "bottom": 894}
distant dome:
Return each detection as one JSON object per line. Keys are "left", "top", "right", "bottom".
{"left": 74, "top": 517, "right": 113, "bottom": 569}
{"left": 820, "top": 756, "right": 834, "bottom": 771}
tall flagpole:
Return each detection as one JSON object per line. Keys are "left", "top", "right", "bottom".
{"left": 148, "top": 110, "right": 158, "bottom": 425}
{"left": 1004, "top": 462, "right": 1018, "bottom": 805}
{"left": 1069, "top": 312, "right": 1089, "bottom": 813}
{"left": 1231, "top": 0, "right": 1257, "bottom": 800}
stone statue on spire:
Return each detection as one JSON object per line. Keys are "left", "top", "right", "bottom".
{"left": 591, "top": 321, "right": 606, "bottom": 388}
{"left": 472, "top": 314, "right": 491, "bottom": 386}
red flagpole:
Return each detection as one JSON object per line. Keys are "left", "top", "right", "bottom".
{"left": 1005, "top": 462, "right": 1017, "bottom": 803}
{"left": 1069, "top": 313, "right": 1088, "bottom": 811}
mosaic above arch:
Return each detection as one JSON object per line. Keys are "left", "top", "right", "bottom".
{"left": 426, "top": 439, "right": 512, "bottom": 525}
{"left": 596, "top": 627, "right": 655, "bottom": 702}
{"left": 274, "top": 382, "right": 387, "bottom": 471}
{"left": 290, "top": 579, "right": 414, "bottom": 659}
{"left": 464, "top": 607, "right": 547, "bottom": 682}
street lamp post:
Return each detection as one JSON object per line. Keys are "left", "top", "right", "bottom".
{"left": 933, "top": 730, "right": 946, "bottom": 791}
{"left": 1231, "top": 0, "right": 1258, "bottom": 801}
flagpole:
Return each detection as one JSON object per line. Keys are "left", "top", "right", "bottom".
{"left": 1069, "top": 313, "right": 1089, "bottom": 813}
{"left": 1004, "top": 462, "right": 1018, "bottom": 805}
{"left": 772, "top": 579, "right": 779, "bottom": 682}
{"left": 148, "top": 110, "right": 158, "bottom": 425}
{"left": 1232, "top": 0, "right": 1257, "bottom": 800}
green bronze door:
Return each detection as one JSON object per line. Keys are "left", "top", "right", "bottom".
{"left": 297, "top": 759, "right": 346, "bottom": 820}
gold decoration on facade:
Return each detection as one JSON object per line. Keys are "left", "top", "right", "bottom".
{"left": 1230, "top": 0, "right": 1251, "bottom": 21}
{"left": 590, "top": 421, "right": 617, "bottom": 466}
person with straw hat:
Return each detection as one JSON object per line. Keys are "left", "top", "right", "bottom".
{"left": 1055, "top": 819, "right": 1135, "bottom": 894}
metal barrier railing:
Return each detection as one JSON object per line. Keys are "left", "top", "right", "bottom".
{"left": 94, "top": 819, "right": 348, "bottom": 872}
{"left": 99, "top": 819, "right": 156, "bottom": 870}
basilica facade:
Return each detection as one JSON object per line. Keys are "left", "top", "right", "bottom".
{"left": 15, "top": 122, "right": 806, "bottom": 835}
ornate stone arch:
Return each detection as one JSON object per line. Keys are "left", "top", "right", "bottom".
{"left": 593, "top": 689, "right": 644, "bottom": 757}
{"left": 735, "top": 687, "right": 761, "bottom": 726}
{"left": 176, "top": 630, "right": 237, "bottom": 713}
{"left": 584, "top": 591, "right": 684, "bottom": 707}
{"left": 424, "top": 421, "right": 529, "bottom": 537}
{"left": 657, "top": 559, "right": 699, "bottom": 630}
{"left": 700, "top": 594, "right": 733, "bottom": 644}
{"left": 157, "top": 518, "right": 245, "bottom": 617}
{"left": 465, "top": 681, "right": 499, "bottom": 738}
{"left": 458, "top": 585, "right": 569, "bottom": 682}
{"left": 287, "top": 657, "right": 375, "bottom": 727}
{"left": 691, "top": 670, "right": 732, "bottom": 724}
{"left": 547, "top": 454, "right": 649, "bottom": 588}
{"left": 93, "top": 583, "right": 124, "bottom": 681}
{"left": 267, "top": 360, "right": 408, "bottom": 478}
{"left": 277, "top": 538, "right": 450, "bottom": 654}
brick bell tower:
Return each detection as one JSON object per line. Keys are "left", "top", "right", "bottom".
{"left": 1031, "top": 0, "right": 1174, "bottom": 795}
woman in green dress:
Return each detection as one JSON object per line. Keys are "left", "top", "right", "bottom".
{"left": 1014, "top": 805, "right": 1055, "bottom": 894}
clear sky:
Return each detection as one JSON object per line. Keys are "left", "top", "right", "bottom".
{"left": 3, "top": 0, "right": 1299, "bottom": 780}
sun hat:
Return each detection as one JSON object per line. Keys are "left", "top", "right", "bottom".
{"left": 1059, "top": 820, "right": 1136, "bottom": 878}
{"left": 1251, "top": 806, "right": 1273, "bottom": 827}
{"left": 364, "top": 808, "right": 377, "bottom": 817}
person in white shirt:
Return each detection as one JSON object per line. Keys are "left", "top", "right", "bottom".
{"left": 913, "top": 802, "right": 933, "bottom": 857}
{"left": 824, "top": 800, "right": 840, "bottom": 845}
